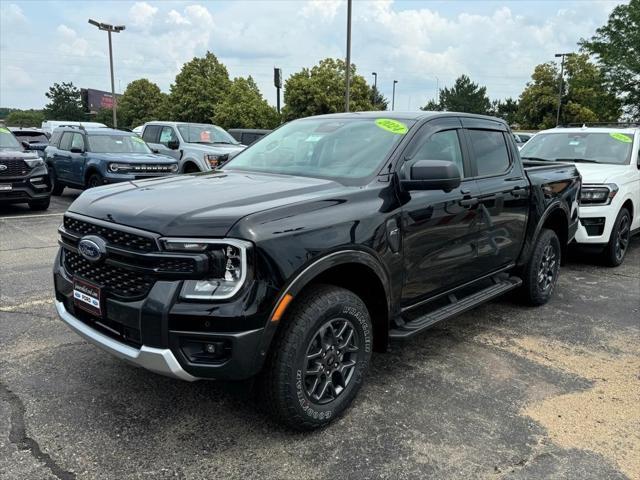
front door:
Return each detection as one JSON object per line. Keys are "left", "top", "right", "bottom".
{"left": 400, "top": 118, "right": 481, "bottom": 306}
{"left": 55, "top": 132, "right": 74, "bottom": 182}
{"left": 69, "top": 132, "right": 87, "bottom": 185}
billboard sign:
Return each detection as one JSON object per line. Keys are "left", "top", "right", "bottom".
{"left": 81, "top": 88, "right": 122, "bottom": 113}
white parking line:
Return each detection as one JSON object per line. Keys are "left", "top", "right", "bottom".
{"left": 0, "top": 298, "right": 54, "bottom": 312}
{"left": 0, "top": 212, "right": 64, "bottom": 220}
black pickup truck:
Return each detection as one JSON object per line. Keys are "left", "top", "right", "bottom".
{"left": 53, "top": 112, "right": 580, "bottom": 429}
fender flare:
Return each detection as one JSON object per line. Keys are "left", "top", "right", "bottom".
{"left": 519, "top": 201, "right": 571, "bottom": 267}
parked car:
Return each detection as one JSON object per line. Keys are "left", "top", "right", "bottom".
{"left": 53, "top": 112, "right": 580, "bottom": 430}
{"left": 141, "top": 121, "right": 245, "bottom": 172}
{"left": 9, "top": 127, "right": 49, "bottom": 158}
{"left": 513, "top": 132, "right": 534, "bottom": 148}
{"left": 520, "top": 125, "right": 639, "bottom": 266}
{"left": 44, "top": 126, "right": 178, "bottom": 194}
{"left": 42, "top": 120, "right": 107, "bottom": 136}
{"left": 0, "top": 126, "right": 51, "bottom": 210}
{"left": 228, "top": 128, "right": 271, "bottom": 145}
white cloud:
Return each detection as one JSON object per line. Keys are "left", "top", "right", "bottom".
{"left": 56, "top": 24, "right": 91, "bottom": 56}
{"left": 129, "top": 2, "right": 158, "bottom": 31}
{"left": 1, "top": 65, "right": 35, "bottom": 89}
{"left": 0, "top": 3, "right": 27, "bottom": 25}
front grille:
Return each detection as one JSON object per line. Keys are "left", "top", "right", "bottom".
{"left": 64, "top": 216, "right": 156, "bottom": 252}
{"left": 64, "top": 250, "right": 154, "bottom": 299}
{"left": 0, "top": 160, "right": 30, "bottom": 177}
{"left": 128, "top": 164, "right": 176, "bottom": 174}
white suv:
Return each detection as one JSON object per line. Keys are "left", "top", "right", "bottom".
{"left": 520, "top": 125, "right": 639, "bottom": 266}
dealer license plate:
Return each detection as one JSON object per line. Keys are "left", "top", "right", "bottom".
{"left": 73, "top": 278, "right": 102, "bottom": 317}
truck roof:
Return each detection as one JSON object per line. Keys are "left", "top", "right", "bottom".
{"left": 296, "top": 111, "right": 509, "bottom": 123}
{"left": 543, "top": 126, "right": 639, "bottom": 135}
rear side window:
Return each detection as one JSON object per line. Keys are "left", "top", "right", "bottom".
{"left": 59, "top": 132, "right": 73, "bottom": 151}
{"left": 467, "top": 130, "right": 510, "bottom": 176}
{"left": 142, "top": 125, "right": 161, "bottom": 143}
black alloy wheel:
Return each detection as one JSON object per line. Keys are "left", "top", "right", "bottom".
{"left": 604, "top": 208, "right": 631, "bottom": 267}
{"left": 520, "top": 228, "right": 561, "bottom": 306}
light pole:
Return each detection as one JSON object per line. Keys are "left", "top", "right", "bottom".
{"left": 372, "top": 72, "right": 377, "bottom": 105}
{"left": 344, "top": 0, "right": 352, "bottom": 112}
{"left": 555, "top": 52, "right": 571, "bottom": 126}
{"left": 392, "top": 80, "right": 398, "bottom": 111}
{"left": 89, "top": 19, "right": 125, "bottom": 128}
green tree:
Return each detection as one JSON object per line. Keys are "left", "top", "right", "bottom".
{"left": 282, "top": 58, "right": 374, "bottom": 120}
{"left": 421, "top": 99, "right": 443, "bottom": 111}
{"left": 5, "top": 110, "right": 45, "bottom": 127}
{"left": 423, "top": 75, "right": 491, "bottom": 114}
{"left": 169, "top": 51, "right": 231, "bottom": 123}
{"left": 580, "top": 0, "right": 640, "bottom": 119}
{"left": 118, "top": 79, "right": 169, "bottom": 128}
{"left": 44, "top": 82, "right": 85, "bottom": 120}
{"left": 213, "top": 76, "right": 280, "bottom": 129}
{"left": 517, "top": 63, "right": 558, "bottom": 129}
{"left": 490, "top": 98, "right": 520, "bottom": 126}
{"left": 371, "top": 86, "right": 388, "bottom": 111}
{"left": 93, "top": 108, "right": 124, "bottom": 128}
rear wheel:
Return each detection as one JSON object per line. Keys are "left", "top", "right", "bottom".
{"left": 520, "top": 228, "right": 561, "bottom": 306}
{"left": 86, "top": 172, "right": 104, "bottom": 189}
{"left": 28, "top": 197, "right": 50, "bottom": 211}
{"left": 260, "top": 285, "right": 372, "bottom": 430}
{"left": 603, "top": 208, "right": 631, "bottom": 267}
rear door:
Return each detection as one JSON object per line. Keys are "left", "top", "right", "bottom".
{"left": 400, "top": 117, "right": 482, "bottom": 306}
{"left": 461, "top": 118, "right": 529, "bottom": 273}
{"left": 142, "top": 125, "right": 164, "bottom": 152}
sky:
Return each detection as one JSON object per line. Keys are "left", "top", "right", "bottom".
{"left": 0, "top": 0, "right": 623, "bottom": 111}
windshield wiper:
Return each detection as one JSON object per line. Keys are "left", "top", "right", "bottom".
{"left": 521, "top": 156, "right": 553, "bottom": 161}
{"left": 555, "top": 158, "right": 599, "bottom": 163}
{"left": 212, "top": 141, "right": 237, "bottom": 145}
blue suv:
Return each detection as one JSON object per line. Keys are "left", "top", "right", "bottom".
{"left": 45, "top": 127, "right": 178, "bottom": 194}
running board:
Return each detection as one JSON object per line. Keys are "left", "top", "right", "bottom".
{"left": 389, "top": 276, "right": 522, "bottom": 339}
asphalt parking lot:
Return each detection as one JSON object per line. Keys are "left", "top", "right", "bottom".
{"left": 1, "top": 191, "right": 638, "bottom": 480}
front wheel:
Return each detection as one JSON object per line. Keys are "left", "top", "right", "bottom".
{"left": 260, "top": 285, "right": 373, "bottom": 430}
{"left": 520, "top": 228, "right": 561, "bottom": 306}
{"left": 603, "top": 208, "right": 631, "bottom": 267}
{"left": 86, "top": 172, "right": 104, "bottom": 189}
{"left": 49, "top": 167, "right": 64, "bottom": 196}
{"left": 28, "top": 197, "right": 50, "bottom": 211}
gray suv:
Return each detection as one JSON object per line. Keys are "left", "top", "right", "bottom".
{"left": 141, "top": 122, "right": 245, "bottom": 173}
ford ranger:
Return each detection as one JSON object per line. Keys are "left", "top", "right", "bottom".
{"left": 53, "top": 112, "right": 580, "bottom": 430}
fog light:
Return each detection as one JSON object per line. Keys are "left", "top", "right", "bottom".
{"left": 204, "top": 343, "right": 216, "bottom": 354}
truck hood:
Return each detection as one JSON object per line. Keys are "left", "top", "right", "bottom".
{"left": 573, "top": 163, "right": 630, "bottom": 184}
{"left": 90, "top": 152, "right": 177, "bottom": 164}
{"left": 0, "top": 149, "right": 39, "bottom": 161}
{"left": 67, "top": 170, "right": 342, "bottom": 237}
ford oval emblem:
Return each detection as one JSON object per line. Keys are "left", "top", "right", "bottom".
{"left": 78, "top": 235, "right": 107, "bottom": 263}
{"left": 0, "top": 164, "right": 7, "bottom": 171}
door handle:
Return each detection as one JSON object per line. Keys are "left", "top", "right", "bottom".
{"left": 511, "top": 187, "right": 528, "bottom": 197}
{"left": 459, "top": 197, "right": 479, "bottom": 207}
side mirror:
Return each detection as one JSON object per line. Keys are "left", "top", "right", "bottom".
{"left": 151, "top": 148, "right": 160, "bottom": 154}
{"left": 21, "top": 141, "right": 31, "bottom": 150}
{"left": 401, "top": 160, "right": 461, "bottom": 192}
{"left": 167, "top": 140, "right": 179, "bottom": 150}
{"left": 70, "top": 147, "right": 84, "bottom": 154}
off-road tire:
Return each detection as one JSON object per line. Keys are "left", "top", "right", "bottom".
{"left": 86, "top": 172, "right": 104, "bottom": 189}
{"left": 49, "top": 167, "right": 64, "bottom": 196}
{"left": 28, "top": 197, "right": 50, "bottom": 211}
{"left": 603, "top": 208, "right": 631, "bottom": 267}
{"left": 520, "top": 228, "right": 561, "bottom": 306}
{"left": 260, "top": 284, "right": 373, "bottom": 431}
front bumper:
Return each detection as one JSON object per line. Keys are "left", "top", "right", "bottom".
{"left": 102, "top": 170, "right": 177, "bottom": 184}
{"left": 54, "top": 248, "right": 273, "bottom": 381}
{"left": 0, "top": 171, "right": 51, "bottom": 204}
{"left": 575, "top": 203, "right": 616, "bottom": 244}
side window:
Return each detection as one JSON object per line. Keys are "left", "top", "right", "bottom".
{"left": 142, "top": 125, "right": 160, "bottom": 143}
{"left": 467, "top": 130, "right": 511, "bottom": 176}
{"left": 71, "top": 133, "right": 85, "bottom": 151}
{"left": 59, "top": 132, "right": 73, "bottom": 151}
{"left": 49, "top": 131, "right": 62, "bottom": 147}
{"left": 411, "top": 129, "right": 465, "bottom": 177}
{"left": 159, "top": 127, "right": 177, "bottom": 146}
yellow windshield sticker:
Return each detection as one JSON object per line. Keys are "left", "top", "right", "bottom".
{"left": 131, "top": 136, "right": 145, "bottom": 143}
{"left": 609, "top": 132, "right": 632, "bottom": 143}
{"left": 0, "top": 127, "right": 10, "bottom": 134}
{"left": 375, "top": 118, "right": 408, "bottom": 135}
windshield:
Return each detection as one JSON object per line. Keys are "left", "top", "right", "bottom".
{"left": 520, "top": 132, "right": 634, "bottom": 165}
{"left": 87, "top": 134, "right": 152, "bottom": 154}
{"left": 177, "top": 124, "right": 238, "bottom": 145}
{"left": 225, "top": 117, "right": 414, "bottom": 182}
{"left": 0, "top": 127, "right": 22, "bottom": 150}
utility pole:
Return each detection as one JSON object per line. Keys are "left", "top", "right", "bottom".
{"left": 392, "top": 80, "right": 398, "bottom": 111}
{"left": 372, "top": 72, "right": 377, "bottom": 105}
{"left": 89, "top": 19, "right": 125, "bottom": 128}
{"left": 555, "top": 52, "right": 571, "bottom": 126}
{"left": 345, "top": 0, "right": 352, "bottom": 112}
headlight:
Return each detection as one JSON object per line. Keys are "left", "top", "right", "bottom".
{"left": 580, "top": 184, "right": 618, "bottom": 205}
{"left": 204, "top": 154, "right": 228, "bottom": 168}
{"left": 161, "top": 238, "right": 251, "bottom": 300}
{"left": 24, "top": 157, "right": 44, "bottom": 168}
{"left": 109, "top": 163, "right": 131, "bottom": 172}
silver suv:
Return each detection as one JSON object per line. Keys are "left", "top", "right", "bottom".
{"left": 141, "top": 122, "right": 246, "bottom": 173}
